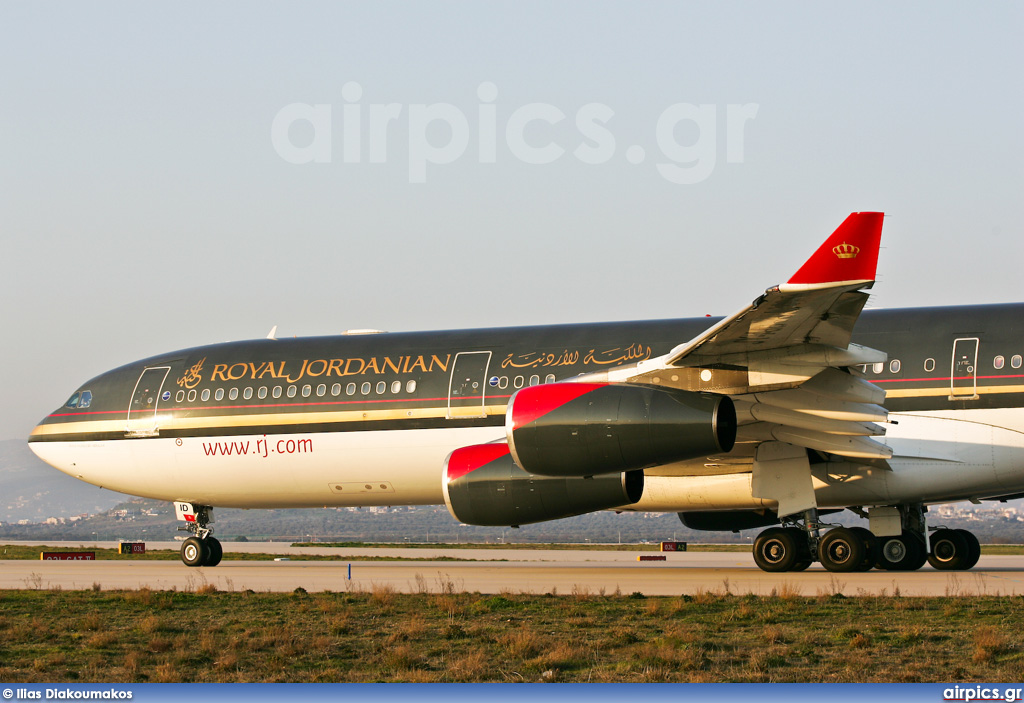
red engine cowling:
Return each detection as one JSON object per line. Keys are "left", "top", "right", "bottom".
{"left": 506, "top": 382, "right": 736, "bottom": 478}
{"left": 443, "top": 442, "right": 643, "bottom": 526}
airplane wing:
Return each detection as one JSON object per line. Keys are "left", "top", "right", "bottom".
{"left": 581, "top": 212, "right": 889, "bottom": 517}
{"left": 661, "top": 211, "right": 883, "bottom": 365}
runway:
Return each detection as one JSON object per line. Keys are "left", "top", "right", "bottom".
{"left": 3, "top": 542, "right": 1024, "bottom": 595}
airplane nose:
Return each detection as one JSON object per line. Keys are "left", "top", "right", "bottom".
{"left": 27, "top": 415, "right": 79, "bottom": 479}
{"left": 28, "top": 419, "right": 47, "bottom": 444}
{"left": 28, "top": 415, "right": 52, "bottom": 450}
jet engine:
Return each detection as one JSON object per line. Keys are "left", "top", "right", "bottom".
{"left": 443, "top": 442, "right": 643, "bottom": 526}
{"left": 506, "top": 382, "right": 736, "bottom": 478}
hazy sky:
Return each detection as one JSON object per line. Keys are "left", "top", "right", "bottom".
{"left": 1, "top": 2, "right": 1021, "bottom": 441}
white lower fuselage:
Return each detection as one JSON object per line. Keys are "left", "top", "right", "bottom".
{"left": 29, "top": 408, "right": 1024, "bottom": 513}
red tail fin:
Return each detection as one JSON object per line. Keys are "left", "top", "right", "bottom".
{"left": 786, "top": 212, "right": 884, "bottom": 287}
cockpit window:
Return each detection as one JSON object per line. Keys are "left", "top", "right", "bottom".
{"left": 65, "top": 390, "right": 93, "bottom": 409}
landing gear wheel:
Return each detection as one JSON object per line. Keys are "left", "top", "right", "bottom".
{"left": 753, "top": 527, "right": 802, "bottom": 572}
{"left": 954, "top": 529, "right": 981, "bottom": 569}
{"left": 849, "top": 526, "right": 878, "bottom": 572}
{"left": 204, "top": 537, "right": 223, "bottom": 567}
{"left": 904, "top": 534, "right": 928, "bottom": 571}
{"left": 181, "top": 536, "right": 209, "bottom": 567}
{"left": 784, "top": 527, "right": 813, "bottom": 561}
{"left": 927, "top": 529, "right": 970, "bottom": 570}
{"left": 876, "top": 531, "right": 925, "bottom": 571}
{"left": 818, "top": 527, "right": 866, "bottom": 572}
{"left": 784, "top": 526, "right": 813, "bottom": 571}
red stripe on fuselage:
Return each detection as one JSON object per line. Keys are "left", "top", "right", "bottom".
{"left": 874, "top": 374, "right": 1024, "bottom": 384}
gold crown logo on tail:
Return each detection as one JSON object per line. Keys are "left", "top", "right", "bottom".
{"left": 832, "top": 242, "right": 860, "bottom": 259}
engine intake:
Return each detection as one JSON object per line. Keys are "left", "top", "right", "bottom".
{"left": 443, "top": 442, "right": 643, "bottom": 526}
{"left": 507, "top": 382, "right": 736, "bottom": 478}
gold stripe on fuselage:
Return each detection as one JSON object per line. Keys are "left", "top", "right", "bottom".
{"left": 29, "top": 404, "right": 507, "bottom": 438}
{"left": 884, "top": 383, "right": 1024, "bottom": 398}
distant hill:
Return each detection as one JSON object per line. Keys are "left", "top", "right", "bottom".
{"left": 0, "top": 495, "right": 710, "bottom": 544}
{"left": 0, "top": 439, "right": 132, "bottom": 522}
{"left": 3, "top": 492, "right": 1024, "bottom": 545}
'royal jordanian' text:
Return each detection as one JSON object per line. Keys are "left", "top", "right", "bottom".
{"left": 210, "top": 355, "right": 451, "bottom": 384}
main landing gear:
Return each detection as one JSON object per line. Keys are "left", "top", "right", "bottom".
{"left": 926, "top": 528, "right": 981, "bottom": 571}
{"left": 174, "top": 502, "right": 222, "bottom": 567}
{"left": 751, "top": 504, "right": 981, "bottom": 573}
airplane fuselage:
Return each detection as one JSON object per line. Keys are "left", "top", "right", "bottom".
{"left": 28, "top": 303, "right": 1024, "bottom": 514}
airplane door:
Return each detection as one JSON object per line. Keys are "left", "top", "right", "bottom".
{"left": 448, "top": 351, "right": 491, "bottom": 419}
{"left": 950, "top": 338, "right": 979, "bottom": 400}
{"left": 126, "top": 366, "right": 170, "bottom": 436}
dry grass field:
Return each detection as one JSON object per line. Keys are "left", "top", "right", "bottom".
{"left": 2, "top": 584, "right": 1023, "bottom": 683}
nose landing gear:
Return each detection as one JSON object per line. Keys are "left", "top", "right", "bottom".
{"left": 174, "top": 502, "right": 222, "bottom": 567}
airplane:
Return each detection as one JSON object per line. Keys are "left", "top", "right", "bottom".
{"left": 27, "top": 212, "right": 1024, "bottom": 573}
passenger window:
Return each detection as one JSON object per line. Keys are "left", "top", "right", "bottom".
{"left": 545, "top": 374, "right": 556, "bottom": 384}
{"left": 889, "top": 360, "right": 900, "bottom": 374}
{"left": 316, "top": 384, "right": 326, "bottom": 397}
{"left": 924, "top": 358, "right": 936, "bottom": 373}
{"left": 258, "top": 386, "right": 268, "bottom": 400}
{"left": 229, "top": 388, "right": 239, "bottom": 401}
{"left": 287, "top": 386, "right": 297, "bottom": 398}
{"left": 243, "top": 387, "right": 253, "bottom": 400}
{"left": 188, "top": 390, "right": 197, "bottom": 402}
{"left": 331, "top": 383, "right": 341, "bottom": 396}
{"left": 376, "top": 381, "right": 386, "bottom": 394}
{"left": 361, "top": 382, "right": 371, "bottom": 395}
{"left": 301, "top": 385, "right": 312, "bottom": 398}
{"left": 1013, "top": 355, "right": 1023, "bottom": 369}
{"left": 214, "top": 388, "right": 224, "bottom": 401}
{"left": 176, "top": 390, "right": 185, "bottom": 403}
{"left": 347, "top": 383, "right": 357, "bottom": 395}
{"left": 871, "top": 362, "right": 884, "bottom": 374}
{"left": 201, "top": 389, "right": 211, "bottom": 402}
{"left": 514, "top": 376, "right": 525, "bottom": 389}
{"left": 406, "top": 380, "right": 417, "bottom": 393}
{"left": 391, "top": 380, "right": 401, "bottom": 394}
{"left": 529, "top": 375, "right": 540, "bottom": 386}
{"left": 272, "top": 386, "right": 282, "bottom": 399}
{"left": 994, "top": 356, "right": 1005, "bottom": 370}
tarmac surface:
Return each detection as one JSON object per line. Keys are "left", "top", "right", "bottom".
{"left": 3, "top": 541, "right": 1024, "bottom": 595}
